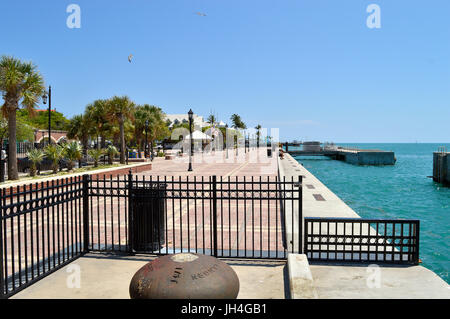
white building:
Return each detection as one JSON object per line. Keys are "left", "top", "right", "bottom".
{"left": 165, "top": 114, "right": 228, "bottom": 129}
{"left": 164, "top": 114, "right": 208, "bottom": 128}
{"left": 217, "top": 121, "right": 227, "bottom": 128}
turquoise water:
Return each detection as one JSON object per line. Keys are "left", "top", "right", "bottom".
{"left": 293, "top": 143, "right": 450, "bottom": 284}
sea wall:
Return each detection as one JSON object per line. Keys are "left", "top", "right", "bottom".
{"left": 340, "top": 151, "right": 396, "bottom": 165}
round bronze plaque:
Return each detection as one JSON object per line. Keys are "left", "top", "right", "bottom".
{"left": 129, "top": 253, "right": 240, "bottom": 299}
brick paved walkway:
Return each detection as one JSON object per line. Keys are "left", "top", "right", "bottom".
{"left": 2, "top": 148, "right": 292, "bottom": 294}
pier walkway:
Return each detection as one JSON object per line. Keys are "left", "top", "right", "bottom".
{"left": 10, "top": 148, "right": 289, "bottom": 299}
{"left": 5, "top": 148, "right": 449, "bottom": 299}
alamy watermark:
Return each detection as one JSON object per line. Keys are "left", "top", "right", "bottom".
{"left": 366, "top": 264, "right": 381, "bottom": 288}
{"left": 66, "top": 264, "right": 81, "bottom": 289}
{"left": 366, "top": 4, "right": 381, "bottom": 29}
{"left": 66, "top": 4, "right": 81, "bottom": 29}
{"left": 168, "top": 127, "right": 280, "bottom": 174}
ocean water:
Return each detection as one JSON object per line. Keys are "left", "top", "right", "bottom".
{"left": 292, "top": 143, "right": 450, "bottom": 284}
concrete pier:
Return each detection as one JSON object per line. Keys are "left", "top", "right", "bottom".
{"left": 433, "top": 151, "right": 449, "bottom": 185}
{"left": 283, "top": 143, "right": 396, "bottom": 166}
{"left": 332, "top": 149, "right": 396, "bottom": 165}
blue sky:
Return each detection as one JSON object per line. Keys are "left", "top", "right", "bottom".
{"left": 1, "top": 0, "right": 449, "bottom": 142}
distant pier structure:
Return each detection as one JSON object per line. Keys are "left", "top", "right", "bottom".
{"left": 433, "top": 147, "right": 449, "bottom": 185}
{"left": 282, "top": 141, "right": 396, "bottom": 166}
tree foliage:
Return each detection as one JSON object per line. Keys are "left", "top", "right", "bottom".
{"left": 0, "top": 55, "right": 45, "bottom": 179}
{"left": 17, "top": 109, "right": 70, "bottom": 131}
{"left": 230, "top": 114, "right": 246, "bottom": 129}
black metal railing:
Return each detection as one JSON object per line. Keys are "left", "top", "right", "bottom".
{"left": 1, "top": 171, "right": 423, "bottom": 299}
{"left": 0, "top": 176, "right": 86, "bottom": 298}
{"left": 0, "top": 172, "right": 302, "bottom": 298}
{"left": 304, "top": 217, "right": 420, "bottom": 264}
{"left": 87, "top": 174, "right": 303, "bottom": 259}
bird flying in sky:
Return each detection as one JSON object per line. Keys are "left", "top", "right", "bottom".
{"left": 128, "top": 54, "right": 133, "bottom": 63}
{"left": 195, "top": 12, "right": 207, "bottom": 17}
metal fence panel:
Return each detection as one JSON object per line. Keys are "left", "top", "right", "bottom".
{"left": 87, "top": 174, "right": 302, "bottom": 260}
{"left": 304, "top": 217, "right": 420, "bottom": 264}
{"left": 0, "top": 177, "right": 85, "bottom": 298}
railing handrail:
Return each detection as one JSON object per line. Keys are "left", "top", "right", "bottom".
{"left": 305, "top": 217, "right": 420, "bottom": 223}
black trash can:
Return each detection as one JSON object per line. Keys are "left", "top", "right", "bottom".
{"left": 130, "top": 183, "right": 167, "bottom": 252}
{"left": 267, "top": 148, "right": 272, "bottom": 157}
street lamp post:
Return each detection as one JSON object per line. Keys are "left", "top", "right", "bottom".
{"left": 245, "top": 134, "right": 247, "bottom": 154}
{"left": 225, "top": 124, "right": 228, "bottom": 159}
{"left": 188, "top": 109, "right": 193, "bottom": 171}
{"left": 42, "top": 86, "right": 52, "bottom": 145}
{"left": 149, "top": 126, "right": 154, "bottom": 162}
{"left": 145, "top": 120, "right": 149, "bottom": 158}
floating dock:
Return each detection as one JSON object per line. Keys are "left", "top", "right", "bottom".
{"left": 283, "top": 142, "right": 396, "bottom": 166}
{"left": 433, "top": 148, "right": 449, "bottom": 185}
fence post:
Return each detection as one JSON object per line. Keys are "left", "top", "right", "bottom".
{"left": 414, "top": 221, "right": 420, "bottom": 265}
{"left": 298, "top": 175, "right": 303, "bottom": 254}
{"left": 127, "top": 170, "right": 133, "bottom": 254}
{"left": 82, "top": 174, "right": 90, "bottom": 253}
{"left": 212, "top": 175, "right": 218, "bottom": 257}
{"left": 0, "top": 189, "right": 4, "bottom": 298}
{"left": 0, "top": 159, "right": 4, "bottom": 183}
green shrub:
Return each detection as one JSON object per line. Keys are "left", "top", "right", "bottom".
{"left": 64, "top": 142, "right": 82, "bottom": 171}
{"left": 26, "top": 148, "right": 44, "bottom": 177}
{"left": 44, "top": 144, "right": 64, "bottom": 174}
{"left": 106, "top": 145, "right": 119, "bottom": 165}
{"left": 88, "top": 148, "right": 105, "bottom": 168}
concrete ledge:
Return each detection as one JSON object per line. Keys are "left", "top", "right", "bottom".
{"left": 287, "top": 254, "right": 318, "bottom": 299}
{"left": 90, "top": 162, "right": 152, "bottom": 179}
{"left": 127, "top": 158, "right": 148, "bottom": 163}
{"left": 1, "top": 162, "right": 152, "bottom": 194}
{"left": 277, "top": 154, "right": 303, "bottom": 253}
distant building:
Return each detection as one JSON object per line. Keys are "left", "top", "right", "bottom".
{"left": 165, "top": 114, "right": 208, "bottom": 128}
{"left": 165, "top": 114, "right": 228, "bottom": 129}
{"left": 303, "top": 141, "right": 322, "bottom": 152}
{"left": 34, "top": 129, "right": 70, "bottom": 144}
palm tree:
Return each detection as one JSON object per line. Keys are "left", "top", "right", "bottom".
{"left": 44, "top": 144, "right": 64, "bottom": 174}
{"left": 230, "top": 114, "right": 246, "bottom": 129}
{"left": 67, "top": 114, "right": 92, "bottom": 157}
{"left": 207, "top": 114, "right": 217, "bottom": 126}
{"left": 106, "top": 145, "right": 119, "bottom": 165}
{"left": 0, "top": 56, "right": 45, "bottom": 180}
{"left": 85, "top": 99, "right": 109, "bottom": 149}
{"left": 134, "top": 106, "right": 148, "bottom": 157}
{"left": 134, "top": 104, "right": 170, "bottom": 157}
{"left": 88, "top": 148, "right": 104, "bottom": 168}
{"left": 106, "top": 96, "right": 135, "bottom": 164}
{"left": 64, "top": 141, "right": 82, "bottom": 171}
{"left": 255, "top": 124, "right": 262, "bottom": 148}
{"left": 26, "top": 148, "right": 44, "bottom": 177}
